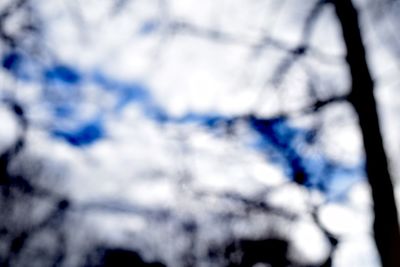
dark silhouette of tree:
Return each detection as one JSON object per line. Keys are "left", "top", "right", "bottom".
{"left": 250, "top": 0, "right": 400, "bottom": 265}
{"left": 84, "top": 247, "right": 166, "bottom": 267}
{"left": 332, "top": 0, "right": 400, "bottom": 266}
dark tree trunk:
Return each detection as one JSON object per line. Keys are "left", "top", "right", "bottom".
{"left": 332, "top": 0, "right": 400, "bottom": 266}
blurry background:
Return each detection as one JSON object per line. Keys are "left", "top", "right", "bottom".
{"left": 1, "top": 0, "right": 400, "bottom": 266}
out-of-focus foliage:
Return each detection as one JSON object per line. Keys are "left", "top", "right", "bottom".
{"left": 1, "top": 0, "right": 399, "bottom": 266}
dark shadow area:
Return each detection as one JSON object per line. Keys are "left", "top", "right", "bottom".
{"left": 84, "top": 248, "right": 166, "bottom": 267}
{"left": 224, "top": 238, "right": 289, "bottom": 267}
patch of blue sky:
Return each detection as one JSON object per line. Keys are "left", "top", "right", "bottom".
{"left": 323, "top": 163, "right": 365, "bottom": 201}
{"left": 299, "top": 156, "right": 364, "bottom": 200}
{"left": 52, "top": 104, "right": 76, "bottom": 119}
{"left": 143, "top": 107, "right": 238, "bottom": 140}
{"left": 0, "top": 54, "right": 234, "bottom": 133}
{"left": 139, "top": 20, "right": 159, "bottom": 35}
{"left": 1, "top": 52, "right": 366, "bottom": 198}
{"left": 251, "top": 135, "right": 292, "bottom": 176}
{"left": 0, "top": 54, "right": 219, "bottom": 145}
{"left": 300, "top": 155, "right": 329, "bottom": 187}
{"left": 11, "top": 62, "right": 98, "bottom": 146}
{"left": 2, "top": 52, "right": 21, "bottom": 71}
{"left": 249, "top": 116, "right": 304, "bottom": 169}
{"left": 42, "top": 80, "right": 81, "bottom": 102}
{"left": 250, "top": 117, "right": 290, "bottom": 145}
{"left": 2, "top": 51, "right": 83, "bottom": 85}
{"left": 172, "top": 112, "right": 234, "bottom": 127}
{"left": 41, "top": 85, "right": 82, "bottom": 124}
{"left": 92, "top": 72, "right": 150, "bottom": 111}
{"left": 44, "top": 64, "right": 82, "bottom": 85}
{"left": 46, "top": 71, "right": 154, "bottom": 146}
{"left": 0, "top": 56, "right": 365, "bottom": 198}
{"left": 92, "top": 73, "right": 237, "bottom": 130}
{"left": 141, "top": 102, "right": 170, "bottom": 123}
{"left": 249, "top": 116, "right": 364, "bottom": 198}
{"left": 51, "top": 119, "right": 104, "bottom": 147}
{"left": 1, "top": 51, "right": 37, "bottom": 81}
